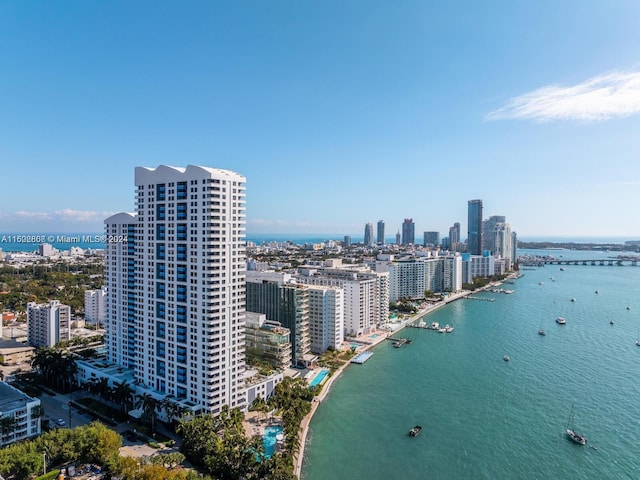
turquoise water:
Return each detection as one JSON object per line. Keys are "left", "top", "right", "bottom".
{"left": 263, "top": 425, "right": 283, "bottom": 458}
{"left": 303, "top": 250, "right": 640, "bottom": 479}
{"left": 309, "top": 369, "right": 330, "bottom": 388}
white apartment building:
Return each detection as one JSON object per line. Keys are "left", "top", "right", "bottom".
{"left": 295, "top": 261, "right": 389, "bottom": 337}
{"left": 462, "top": 254, "right": 496, "bottom": 283}
{"left": 26, "top": 300, "right": 71, "bottom": 348}
{"left": 0, "top": 382, "right": 41, "bottom": 447}
{"left": 307, "top": 285, "right": 344, "bottom": 354}
{"left": 376, "top": 254, "right": 463, "bottom": 301}
{"left": 493, "top": 222, "right": 513, "bottom": 263}
{"left": 105, "top": 165, "right": 247, "bottom": 415}
{"left": 84, "top": 286, "right": 107, "bottom": 324}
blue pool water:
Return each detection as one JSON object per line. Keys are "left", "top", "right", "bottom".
{"left": 349, "top": 343, "right": 361, "bottom": 350}
{"left": 263, "top": 425, "right": 283, "bottom": 458}
{"left": 309, "top": 369, "right": 329, "bottom": 387}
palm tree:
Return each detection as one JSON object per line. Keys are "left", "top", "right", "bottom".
{"left": 136, "top": 393, "right": 162, "bottom": 434}
{"left": 111, "top": 380, "right": 134, "bottom": 415}
{"left": 0, "top": 415, "right": 18, "bottom": 446}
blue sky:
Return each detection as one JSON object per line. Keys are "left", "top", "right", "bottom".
{"left": 1, "top": 1, "right": 640, "bottom": 240}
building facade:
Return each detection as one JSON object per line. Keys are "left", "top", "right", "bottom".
{"left": 401, "top": 218, "right": 415, "bottom": 245}
{"left": 307, "top": 284, "right": 344, "bottom": 354}
{"left": 104, "top": 165, "right": 247, "bottom": 415}
{"left": 364, "top": 223, "right": 374, "bottom": 245}
{"left": 84, "top": 286, "right": 107, "bottom": 324}
{"left": 0, "top": 382, "right": 41, "bottom": 447}
{"left": 377, "top": 220, "right": 385, "bottom": 245}
{"left": 423, "top": 231, "right": 440, "bottom": 248}
{"left": 245, "top": 271, "right": 312, "bottom": 366}
{"left": 467, "top": 199, "right": 483, "bottom": 255}
{"left": 27, "top": 300, "right": 71, "bottom": 348}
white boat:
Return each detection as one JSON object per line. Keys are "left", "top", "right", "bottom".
{"left": 444, "top": 324, "right": 454, "bottom": 333}
{"left": 503, "top": 355, "right": 510, "bottom": 362}
{"left": 438, "top": 327, "right": 446, "bottom": 333}
{"left": 430, "top": 322, "right": 440, "bottom": 330}
{"left": 571, "top": 298, "right": 576, "bottom": 302}
{"left": 556, "top": 316, "right": 566, "bottom": 325}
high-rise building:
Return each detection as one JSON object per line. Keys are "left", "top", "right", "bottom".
{"left": 84, "top": 286, "right": 107, "bottom": 324}
{"left": 482, "top": 215, "right": 506, "bottom": 253}
{"left": 493, "top": 222, "right": 512, "bottom": 261}
{"left": 27, "top": 300, "right": 71, "bottom": 348}
{"left": 104, "top": 165, "right": 247, "bottom": 414}
{"left": 401, "top": 218, "right": 415, "bottom": 245}
{"left": 344, "top": 235, "right": 351, "bottom": 247}
{"left": 377, "top": 220, "right": 385, "bottom": 245}
{"left": 423, "top": 231, "right": 440, "bottom": 248}
{"left": 307, "top": 285, "right": 344, "bottom": 354}
{"left": 245, "top": 271, "right": 312, "bottom": 366}
{"left": 364, "top": 223, "right": 374, "bottom": 245}
{"left": 467, "top": 199, "right": 483, "bottom": 255}
{"left": 449, "top": 223, "right": 461, "bottom": 247}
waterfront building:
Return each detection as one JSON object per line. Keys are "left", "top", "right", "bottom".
{"left": 377, "top": 220, "right": 385, "bottom": 245}
{"left": 493, "top": 222, "right": 513, "bottom": 263}
{"left": 245, "top": 271, "right": 313, "bottom": 367}
{"left": 364, "top": 223, "right": 374, "bottom": 246}
{"left": 295, "top": 260, "right": 389, "bottom": 337}
{"left": 307, "top": 284, "right": 344, "bottom": 354}
{"left": 462, "top": 252, "right": 495, "bottom": 283}
{"left": 344, "top": 235, "right": 351, "bottom": 247}
{"left": 423, "top": 231, "right": 440, "bottom": 248}
{"left": 401, "top": 218, "right": 415, "bottom": 245}
{"left": 0, "top": 382, "right": 41, "bottom": 447}
{"left": 482, "top": 215, "right": 506, "bottom": 253}
{"left": 511, "top": 231, "right": 518, "bottom": 264}
{"left": 27, "top": 300, "right": 71, "bottom": 348}
{"left": 104, "top": 165, "right": 247, "bottom": 415}
{"left": 376, "top": 253, "right": 462, "bottom": 300}
{"left": 84, "top": 286, "right": 107, "bottom": 324}
{"left": 467, "top": 200, "right": 483, "bottom": 255}
{"left": 244, "top": 312, "right": 292, "bottom": 370}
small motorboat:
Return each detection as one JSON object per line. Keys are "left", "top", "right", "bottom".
{"left": 556, "top": 317, "right": 566, "bottom": 325}
{"left": 503, "top": 355, "right": 510, "bottom": 362}
{"left": 409, "top": 425, "right": 423, "bottom": 437}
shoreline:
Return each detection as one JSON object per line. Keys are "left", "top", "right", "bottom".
{"left": 292, "top": 279, "right": 516, "bottom": 478}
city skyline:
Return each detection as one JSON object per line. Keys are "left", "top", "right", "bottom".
{"left": 2, "top": 2, "right": 640, "bottom": 238}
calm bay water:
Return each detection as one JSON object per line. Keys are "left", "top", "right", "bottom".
{"left": 302, "top": 250, "right": 640, "bottom": 479}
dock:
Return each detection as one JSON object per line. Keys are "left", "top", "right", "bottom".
{"left": 351, "top": 352, "right": 374, "bottom": 364}
{"left": 465, "top": 296, "right": 496, "bottom": 302}
{"left": 387, "top": 337, "right": 411, "bottom": 348}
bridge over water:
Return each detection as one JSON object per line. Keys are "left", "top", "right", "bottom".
{"left": 520, "top": 259, "right": 639, "bottom": 267}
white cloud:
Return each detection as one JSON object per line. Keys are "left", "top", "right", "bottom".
{"left": 486, "top": 70, "right": 640, "bottom": 121}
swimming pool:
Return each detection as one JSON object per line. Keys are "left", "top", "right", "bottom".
{"left": 349, "top": 343, "right": 361, "bottom": 350}
{"left": 308, "top": 368, "right": 329, "bottom": 387}
{"left": 263, "top": 425, "right": 284, "bottom": 458}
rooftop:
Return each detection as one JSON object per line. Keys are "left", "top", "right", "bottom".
{"left": 0, "top": 382, "right": 36, "bottom": 412}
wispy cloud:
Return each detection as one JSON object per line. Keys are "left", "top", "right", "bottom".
{"left": 486, "top": 70, "right": 640, "bottom": 122}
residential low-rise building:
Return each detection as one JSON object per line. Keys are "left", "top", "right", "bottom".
{"left": 245, "top": 312, "right": 292, "bottom": 370}
{"left": 0, "top": 382, "right": 41, "bottom": 447}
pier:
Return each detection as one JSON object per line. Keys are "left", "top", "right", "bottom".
{"left": 465, "top": 296, "right": 496, "bottom": 302}
{"left": 387, "top": 337, "right": 411, "bottom": 347}
{"left": 351, "top": 351, "right": 374, "bottom": 364}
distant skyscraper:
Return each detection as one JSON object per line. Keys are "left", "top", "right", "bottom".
{"left": 401, "top": 218, "right": 415, "bottom": 245}
{"left": 449, "top": 222, "right": 461, "bottom": 251}
{"left": 377, "top": 220, "right": 385, "bottom": 245}
{"left": 396, "top": 231, "right": 401, "bottom": 245}
{"left": 482, "top": 215, "right": 506, "bottom": 253}
{"left": 423, "top": 231, "right": 440, "bottom": 247}
{"left": 344, "top": 235, "right": 351, "bottom": 247}
{"left": 364, "top": 223, "right": 374, "bottom": 245}
{"left": 467, "top": 200, "right": 483, "bottom": 255}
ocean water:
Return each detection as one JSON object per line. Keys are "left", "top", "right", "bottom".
{"left": 302, "top": 250, "right": 640, "bottom": 479}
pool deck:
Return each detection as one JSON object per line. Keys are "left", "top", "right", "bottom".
{"left": 293, "top": 278, "right": 519, "bottom": 477}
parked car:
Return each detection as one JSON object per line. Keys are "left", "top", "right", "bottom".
{"left": 56, "top": 418, "right": 66, "bottom": 426}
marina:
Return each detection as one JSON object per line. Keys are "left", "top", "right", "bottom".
{"left": 303, "top": 249, "right": 640, "bottom": 480}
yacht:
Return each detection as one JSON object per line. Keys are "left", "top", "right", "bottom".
{"left": 430, "top": 322, "right": 440, "bottom": 330}
{"left": 503, "top": 355, "right": 510, "bottom": 362}
{"left": 409, "top": 425, "right": 423, "bottom": 437}
{"left": 444, "top": 324, "right": 454, "bottom": 333}
{"left": 538, "top": 328, "right": 546, "bottom": 336}
{"left": 566, "top": 404, "right": 587, "bottom": 445}
{"left": 556, "top": 316, "right": 566, "bottom": 325}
